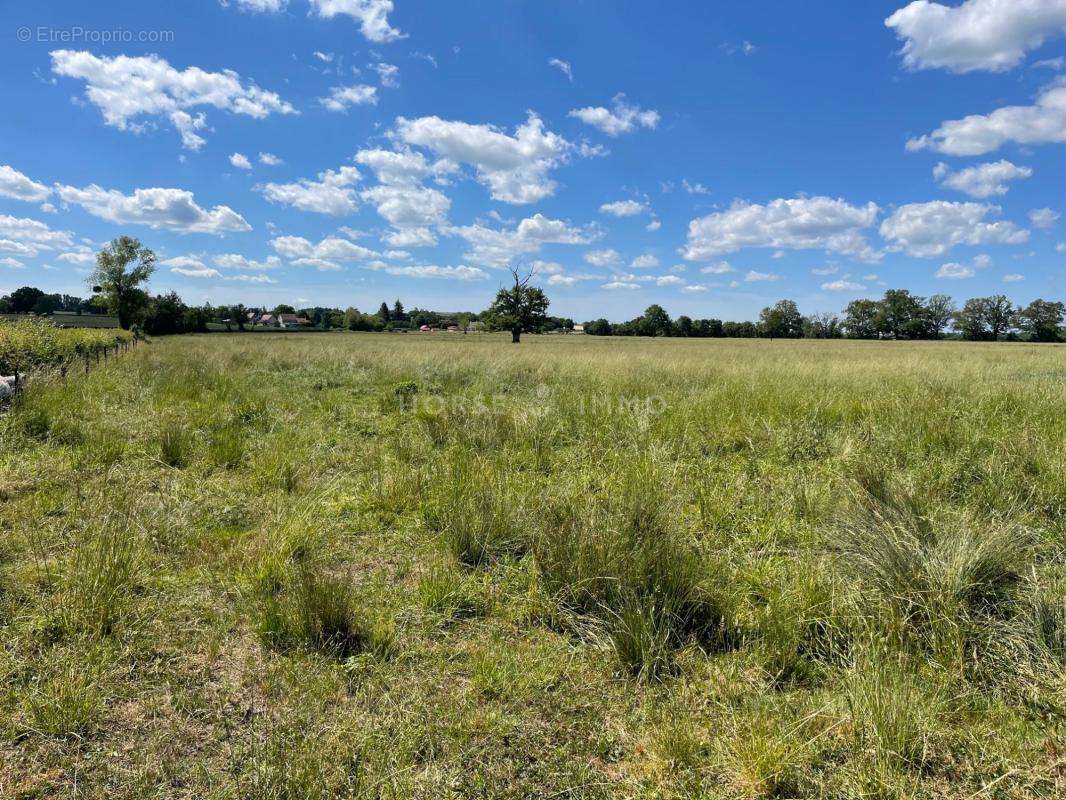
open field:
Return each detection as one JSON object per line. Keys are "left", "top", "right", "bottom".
{"left": 1, "top": 333, "right": 1063, "bottom": 799}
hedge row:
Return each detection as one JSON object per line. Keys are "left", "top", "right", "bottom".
{"left": 0, "top": 319, "right": 134, "bottom": 376}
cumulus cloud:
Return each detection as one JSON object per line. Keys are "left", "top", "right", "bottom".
{"left": 744, "top": 270, "right": 780, "bottom": 282}
{"left": 585, "top": 248, "right": 622, "bottom": 267}
{"left": 933, "top": 160, "right": 1032, "bottom": 198}
{"left": 569, "top": 94, "right": 659, "bottom": 136}
{"left": 822, "top": 279, "right": 867, "bottom": 291}
{"left": 50, "top": 50, "right": 295, "bottom": 150}
{"left": 397, "top": 113, "right": 570, "bottom": 204}
{"left": 449, "top": 213, "right": 595, "bottom": 265}
{"left": 0, "top": 257, "right": 24, "bottom": 269}
{"left": 230, "top": 152, "right": 253, "bottom": 170}
{"left": 879, "top": 201, "right": 1029, "bottom": 256}
{"left": 646, "top": 219, "right": 662, "bottom": 231}
{"left": 225, "top": 0, "right": 288, "bottom": 12}
{"left": 308, "top": 0, "right": 405, "bottom": 43}
{"left": 599, "top": 199, "right": 647, "bottom": 217}
{"left": 257, "top": 166, "right": 361, "bottom": 215}
{"left": 681, "top": 284, "right": 708, "bottom": 293}
{"left": 681, "top": 196, "right": 881, "bottom": 262}
{"left": 935, "top": 262, "right": 975, "bottom": 279}
{"left": 354, "top": 147, "right": 455, "bottom": 245}
{"left": 319, "top": 84, "right": 378, "bottom": 111}
{"left": 56, "top": 184, "right": 251, "bottom": 234}
{"left": 602, "top": 280, "right": 640, "bottom": 290}
{"left": 372, "top": 62, "right": 400, "bottom": 88}
{"left": 630, "top": 254, "right": 660, "bottom": 268}
{"left": 700, "top": 261, "right": 736, "bottom": 274}
{"left": 0, "top": 165, "right": 52, "bottom": 203}
{"left": 1029, "top": 207, "right": 1060, "bottom": 228}
{"left": 213, "top": 253, "right": 282, "bottom": 270}
{"left": 367, "top": 262, "right": 488, "bottom": 280}
{"left": 170, "top": 266, "right": 222, "bottom": 279}
{"left": 259, "top": 152, "right": 283, "bottom": 166}
{"left": 271, "top": 234, "right": 377, "bottom": 262}
{"left": 885, "top": 0, "right": 1066, "bottom": 73}
{"left": 548, "top": 58, "right": 573, "bottom": 81}
{"left": 655, "top": 274, "right": 683, "bottom": 286}
{"left": 1003, "top": 273, "right": 1025, "bottom": 282}
{"left": 907, "top": 78, "right": 1066, "bottom": 155}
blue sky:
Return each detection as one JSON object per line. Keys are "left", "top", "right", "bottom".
{"left": 1, "top": 0, "right": 1064, "bottom": 321}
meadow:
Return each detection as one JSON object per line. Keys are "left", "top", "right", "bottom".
{"left": 0, "top": 332, "right": 1063, "bottom": 799}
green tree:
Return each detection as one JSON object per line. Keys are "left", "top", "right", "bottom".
{"left": 924, "top": 294, "right": 956, "bottom": 339}
{"left": 486, "top": 266, "right": 550, "bottom": 343}
{"left": 377, "top": 302, "right": 391, "bottom": 324}
{"left": 88, "top": 237, "right": 156, "bottom": 330}
{"left": 758, "top": 299, "right": 803, "bottom": 339}
{"left": 585, "top": 318, "right": 612, "bottom": 336}
{"left": 637, "top": 304, "right": 672, "bottom": 337}
{"left": 391, "top": 299, "right": 407, "bottom": 323}
{"left": 955, "top": 295, "right": 1015, "bottom": 341}
{"left": 1014, "top": 299, "right": 1064, "bottom": 342}
{"left": 843, "top": 299, "right": 880, "bottom": 339}
{"left": 273, "top": 304, "right": 296, "bottom": 315}
{"left": 876, "top": 289, "right": 924, "bottom": 339}
{"left": 8, "top": 286, "right": 45, "bottom": 314}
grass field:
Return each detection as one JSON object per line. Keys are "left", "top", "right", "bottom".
{"left": 1, "top": 333, "right": 1063, "bottom": 799}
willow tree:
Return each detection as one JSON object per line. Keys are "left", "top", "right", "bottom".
{"left": 487, "top": 266, "right": 550, "bottom": 343}
{"left": 88, "top": 236, "right": 156, "bottom": 330}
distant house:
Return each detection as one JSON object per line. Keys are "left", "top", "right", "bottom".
{"left": 419, "top": 324, "right": 432, "bottom": 332}
{"left": 572, "top": 323, "right": 585, "bottom": 334}
{"left": 258, "top": 313, "right": 277, "bottom": 327}
{"left": 277, "top": 313, "right": 311, "bottom": 329}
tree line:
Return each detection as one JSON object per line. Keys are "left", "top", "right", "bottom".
{"left": 3, "top": 236, "right": 1062, "bottom": 343}
{"left": 583, "top": 289, "right": 1065, "bottom": 343}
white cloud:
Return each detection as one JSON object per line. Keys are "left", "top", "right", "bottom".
{"left": 50, "top": 50, "right": 295, "bottom": 150}
{"left": 822, "top": 279, "right": 867, "bottom": 291}
{"left": 397, "top": 113, "right": 570, "bottom": 203}
{"left": 681, "top": 284, "right": 708, "bottom": 293}
{"left": 56, "top": 184, "right": 250, "bottom": 234}
{"left": 230, "top": 152, "right": 253, "bottom": 170}
{"left": 320, "top": 84, "right": 378, "bottom": 111}
{"left": 682, "top": 196, "right": 880, "bottom": 262}
{"left": 700, "top": 261, "right": 736, "bottom": 274}
{"left": 646, "top": 219, "right": 662, "bottom": 231}
{"left": 360, "top": 184, "right": 450, "bottom": 233}
{"left": 228, "top": 273, "right": 278, "bottom": 284}
{"left": 0, "top": 165, "right": 51, "bottom": 202}
{"left": 935, "top": 262, "right": 975, "bottom": 279}
{"left": 160, "top": 255, "right": 208, "bottom": 270}
{"left": 682, "top": 179, "right": 710, "bottom": 195}
{"left": 56, "top": 245, "right": 95, "bottom": 265}
{"left": 569, "top": 94, "right": 659, "bottom": 136}
{"left": 1057, "top": 242, "right": 1066, "bottom": 252}
{"left": 548, "top": 58, "right": 573, "bottom": 81}
{"left": 372, "top": 62, "right": 400, "bottom": 88}
{"left": 213, "top": 253, "right": 282, "bottom": 270}
{"left": 973, "top": 253, "right": 992, "bottom": 269}
{"left": 602, "top": 280, "right": 640, "bottom": 290}
{"left": 171, "top": 265, "right": 222, "bottom": 278}
{"left": 585, "top": 248, "right": 622, "bottom": 267}
{"left": 1029, "top": 207, "right": 1060, "bottom": 228}
{"left": 259, "top": 152, "right": 283, "bottom": 166}
{"left": 385, "top": 227, "right": 436, "bottom": 248}
{"left": 655, "top": 274, "right": 683, "bottom": 286}
{"left": 1034, "top": 56, "right": 1066, "bottom": 70}
{"left": 271, "top": 234, "right": 377, "bottom": 262}
{"left": 879, "top": 201, "right": 1029, "bottom": 256}
{"left": 226, "top": 0, "right": 288, "bottom": 11}
{"left": 0, "top": 257, "right": 25, "bottom": 269}
{"left": 257, "top": 166, "right": 361, "bottom": 215}
{"left": 291, "top": 257, "right": 343, "bottom": 271}
{"left": 450, "top": 213, "right": 595, "bottom": 265}
{"left": 885, "top": 0, "right": 1066, "bottom": 73}
{"left": 548, "top": 274, "right": 578, "bottom": 286}
{"left": 308, "top": 0, "right": 405, "bottom": 43}
{"left": 811, "top": 266, "right": 838, "bottom": 276}
{"left": 933, "top": 160, "right": 1032, "bottom": 198}
{"left": 600, "top": 199, "right": 647, "bottom": 217}
{"left": 368, "top": 263, "right": 488, "bottom": 280}
{"left": 745, "top": 270, "right": 780, "bottom": 282}
{"left": 313, "top": 50, "right": 334, "bottom": 63}
{"left": 630, "top": 254, "right": 660, "bottom": 268}
{"left": 354, "top": 148, "right": 453, "bottom": 243}
{"left": 1003, "top": 272, "right": 1025, "bottom": 282}
{"left": 907, "top": 77, "right": 1066, "bottom": 155}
